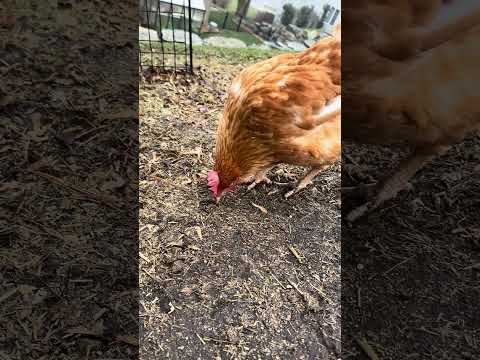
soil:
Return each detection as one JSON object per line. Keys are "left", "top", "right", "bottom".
{"left": 139, "top": 52, "right": 341, "bottom": 358}
{"left": 1, "top": 1, "right": 139, "bottom": 359}
{"left": 342, "top": 138, "right": 480, "bottom": 359}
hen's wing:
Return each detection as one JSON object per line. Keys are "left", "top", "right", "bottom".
{"left": 226, "top": 35, "right": 341, "bottom": 138}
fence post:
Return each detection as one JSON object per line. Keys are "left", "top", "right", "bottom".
{"left": 222, "top": 12, "right": 228, "bottom": 29}
{"left": 188, "top": 0, "right": 193, "bottom": 73}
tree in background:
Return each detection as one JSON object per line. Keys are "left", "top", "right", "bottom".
{"left": 236, "top": 0, "right": 251, "bottom": 17}
{"left": 308, "top": 10, "right": 320, "bottom": 28}
{"left": 295, "top": 5, "right": 313, "bottom": 28}
{"left": 319, "top": 4, "right": 331, "bottom": 27}
{"left": 280, "top": 3, "right": 296, "bottom": 26}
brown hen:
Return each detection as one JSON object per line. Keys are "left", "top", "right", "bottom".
{"left": 208, "top": 27, "right": 341, "bottom": 202}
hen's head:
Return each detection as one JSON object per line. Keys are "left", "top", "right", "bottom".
{"left": 207, "top": 170, "right": 236, "bottom": 203}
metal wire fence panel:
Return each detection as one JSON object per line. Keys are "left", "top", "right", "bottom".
{"left": 139, "top": 0, "right": 194, "bottom": 75}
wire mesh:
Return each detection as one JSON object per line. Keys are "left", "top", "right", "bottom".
{"left": 139, "top": 0, "right": 194, "bottom": 75}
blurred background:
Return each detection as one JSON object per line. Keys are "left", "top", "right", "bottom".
{"left": 139, "top": 0, "right": 340, "bottom": 73}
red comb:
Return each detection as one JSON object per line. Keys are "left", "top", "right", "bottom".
{"left": 207, "top": 170, "right": 219, "bottom": 195}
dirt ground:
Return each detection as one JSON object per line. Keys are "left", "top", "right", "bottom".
{"left": 1, "top": 1, "right": 139, "bottom": 359}
{"left": 139, "top": 50, "right": 341, "bottom": 359}
{"left": 342, "top": 138, "right": 480, "bottom": 359}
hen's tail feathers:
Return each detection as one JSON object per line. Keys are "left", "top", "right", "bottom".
{"left": 313, "top": 96, "right": 341, "bottom": 126}
{"left": 420, "top": 7, "right": 480, "bottom": 51}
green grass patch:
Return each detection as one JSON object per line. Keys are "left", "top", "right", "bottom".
{"left": 140, "top": 41, "right": 288, "bottom": 66}
{"left": 192, "top": 44, "right": 287, "bottom": 63}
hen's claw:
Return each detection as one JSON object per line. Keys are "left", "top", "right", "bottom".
{"left": 247, "top": 176, "right": 272, "bottom": 190}
{"left": 284, "top": 165, "right": 327, "bottom": 199}
{"left": 284, "top": 189, "right": 297, "bottom": 199}
{"left": 284, "top": 181, "right": 312, "bottom": 199}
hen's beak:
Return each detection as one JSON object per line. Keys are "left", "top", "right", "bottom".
{"left": 215, "top": 195, "right": 221, "bottom": 204}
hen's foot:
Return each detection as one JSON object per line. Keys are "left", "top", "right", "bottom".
{"left": 246, "top": 167, "right": 273, "bottom": 191}
{"left": 247, "top": 175, "right": 272, "bottom": 190}
{"left": 284, "top": 165, "right": 328, "bottom": 199}
{"left": 284, "top": 181, "right": 313, "bottom": 199}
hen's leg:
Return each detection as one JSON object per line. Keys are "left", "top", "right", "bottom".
{"left": 346, "top": 146, "right": 448, "bottom": 222}
{"left": 247, "top": 167, "right": 273, "bottom": 190}
{"left": 284, "top": 164, "right": 329, "bottom": 199}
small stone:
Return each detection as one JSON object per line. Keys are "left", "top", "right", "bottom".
{"left": 171, "top": 260, "right": 184, "bottom": 273}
